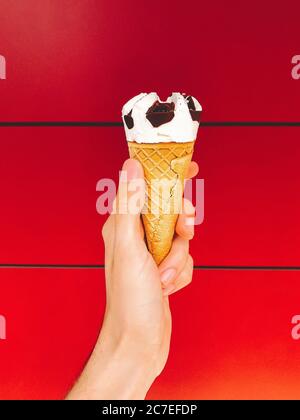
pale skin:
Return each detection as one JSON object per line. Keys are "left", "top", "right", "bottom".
{"left": 67, "top": 158, "right": 199, "bottom": 400}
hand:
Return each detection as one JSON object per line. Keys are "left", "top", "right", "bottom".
{"left": 67, "top": 158, "right": 198, "bottom": 400}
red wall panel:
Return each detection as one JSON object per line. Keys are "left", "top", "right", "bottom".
{"left": 0, "top": 126, "right": 299, "bottom": 266}
{"left": 148, "top": 269, "right": 300, "bottom": 400}
{"left": 0, "top": 268, "right": 104, "bottom": 400}
{"left": 0, "top": 0, "right": 299, "bottom": 121}
{"left": 0, "top": 0, "right": 299, "bottom": 401}
{"left": 1, "top": 268, "right": 300, "bottom": 400}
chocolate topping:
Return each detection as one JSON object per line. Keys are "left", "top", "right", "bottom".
{"left": 186, "top": 95, "right": 196, "bottom": 110}
{"left": 189, "top": 110, "right": 201, "bottom": 122}
{"left": 183, "top": 94, "right": 201, "bottom": 122}
{"left": 146, "top": 100, "right": 175, "bottom": 127}
{"left": 124, "top": 110, "right": 134, "bottom": 129}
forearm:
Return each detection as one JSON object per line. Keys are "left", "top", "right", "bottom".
{"left": 66, "top": 336, "right": 156, "bottom": 400}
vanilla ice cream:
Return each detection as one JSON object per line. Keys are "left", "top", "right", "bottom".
{"left": 122, "top": 92, "right": 202, "bottom": 143}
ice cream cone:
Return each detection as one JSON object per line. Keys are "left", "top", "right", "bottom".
{"left": 128, "top": 141, "right": 194, "bottom": 264}
{"left": 122, "top": 92, "right": 201, "bottom": 265}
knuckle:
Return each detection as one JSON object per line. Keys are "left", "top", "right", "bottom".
{"left": 174, "top": 235, "right": 189, "bottom": 253}
{"left": 181, "top": 270, "right": 192, "bottom": 286}
{"left": 101, "top": 217, "right": 111, "bottom": 241}
{"left": 183, "top": 198, "right": 196, "bottom": 216}
{"left": 187, "top": 273, "right": 193, "bottom": 285}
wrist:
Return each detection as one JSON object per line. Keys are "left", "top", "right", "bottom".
{"left": 96, "top": 333, "right": 158, "bottom": 396}
{"left": 67, "top": 331, "right": 157, "bottom": 400}
{"left": 98, "top": 322, "right": 160, "bottom": 376}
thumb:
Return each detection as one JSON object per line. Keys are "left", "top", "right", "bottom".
{"left": 114, "top": 159, "right": 145, "bottom": 235}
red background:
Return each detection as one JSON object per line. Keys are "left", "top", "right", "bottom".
{"left": 0, "top": 0, "right": 300, "bottom": 399}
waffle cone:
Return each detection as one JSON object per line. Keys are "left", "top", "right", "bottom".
{"left": 128, "top": 141, "right": 194, "bottom": 264}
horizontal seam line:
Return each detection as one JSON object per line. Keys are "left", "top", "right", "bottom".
{"left": 0, "top": 264, "right": 105, "bottom": 269}
{"left": 0, "top": 122, "right": 122, "bottom": 127}
{"left": 0, "top": 122, "right": 300, "bottom": 127}
{"left": 0, "top": 264, "right": 300, "bottom": 271}
{"left": 193, "top": 266, "right": 300, "bottom": 271}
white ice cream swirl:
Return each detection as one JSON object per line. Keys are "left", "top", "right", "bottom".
{"left": 122, "top": 92, "right": 202, "bottom": 143}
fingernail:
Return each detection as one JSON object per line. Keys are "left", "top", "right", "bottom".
{"left": 121, "top": 159, "right": 138, "bottom": 182}
{"left": 163, "top": 284, "right": 176, "bottom": 296}
{"left": 160, "top": 268, "right": 176, "bottom": 285}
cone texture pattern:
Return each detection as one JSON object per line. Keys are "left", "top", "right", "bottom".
{"left": 128, "top": 141, "right": 194, "bottom": 264}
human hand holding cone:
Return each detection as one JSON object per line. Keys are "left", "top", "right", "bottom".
{"left": 122, "top": 93, "right": 201, "bottom": 265}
